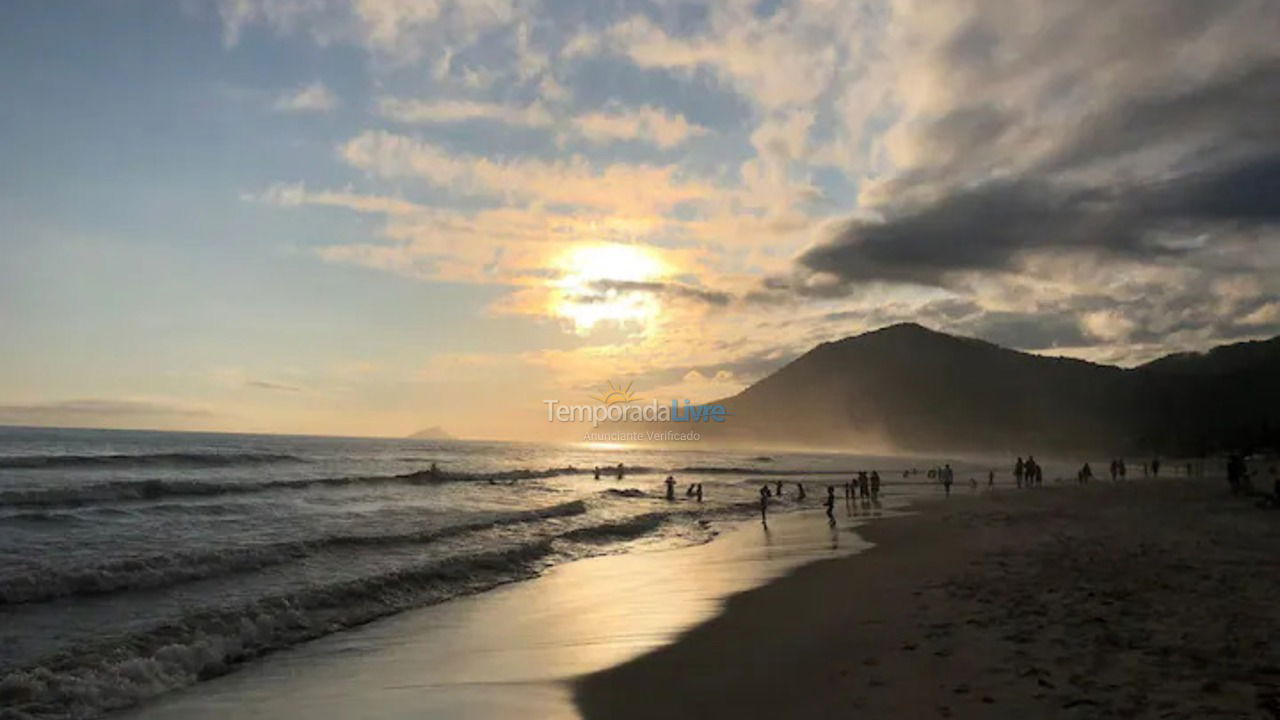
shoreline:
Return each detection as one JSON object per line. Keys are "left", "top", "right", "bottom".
{"left": 114, "top": 499, "right": 884, "bottom": 720}
{"left": 574, "top": 479, "right": 1280, "bottom": 719}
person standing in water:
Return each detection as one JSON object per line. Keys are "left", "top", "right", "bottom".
{"left": 1152, "top": 457, "right": 1161, "bottom": 477}
{"left": 824, "top": 485, "right": 836, "bottom": 520}
{"left": 988, "top": 469, "right": 995, "bottom": 487}
{"left": 775, "top": 479, "right": 784, "bottom": 498}
{"left": 760, "top": 485, "right": 771, "bottom": 524}
{"left": 664, "top": 475, "right": 676, "bottom": 501}
{"left": 616, "top": 463, "right": 625, "bottom": 480}
{"left": 796, "top": 482, "right": 806, "bottom": 500}
{"left": 942, "top": 464, "right": 954, "bottom": 496}
{"left": 870, "top": 471, "right": 881, "bottom": 499}
{"left": 1014, "top": 457, "right": 1025, "bottom": 488}
{"left": 593, "top": 466, "right": 601, "bottom": 480}
{"left": 695, "top": 483, "right": 703, "bottom": 503}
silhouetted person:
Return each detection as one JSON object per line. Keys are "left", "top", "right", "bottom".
{"left": 942, "top": 464, "right": 954, "bottom": 496}
{"left": 1081, "top": 462, "right": 1093, "bottom": 484}
{"left": 593, "top": 466, "right": 601, "bottom": 480}
{"left": 1118, "top": 458, "right": 1127, "bottom": 480}
{"left": 1109, "top": 459, "right": 1118, "bottom": 482}
{"left": 857, "top": 471, "right": 869, "bottom": 499}
{"left": 664, "top": 475, "right": 676, "bottom": 501}
{"left": 686, "top": 483, "right": 696, "bottom": 497}
{"left": 870, "top": 471, "right": 881, "bottom": 498}
{"left": 760, "top": 485, "right": 771, "bottom": 524}
{"left": 824, "top": 485, "right": 836, "bottom": 520}
{"left": 696, "top": 483, "right": 703, "bottom": 503}
{"left": 987, "top": 469, "right": 994, "bottom": 487}
{"left": 1227, "top": 454, "right": 1245, "bottom": 495}
{"left": 775, "top": 480, "right": 784, "bottom": 498}
{"left": 1014, "top": 457, "right": 1025, "bottom": 488}
{"left": 1151, "top": 457, "right": 1161, "bottom": 477}
{"left": 616, "top": 463, "right": 624, "bottom": 480}
{"left": 796, "top": 482, "right": 806, "bottom": 500}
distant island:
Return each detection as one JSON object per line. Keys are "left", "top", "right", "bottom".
{"left": 626, "top": 323, "right": 1280, "bottom": 456}
{"left": 407, "top": 426, "right": 454, "bottom": 440}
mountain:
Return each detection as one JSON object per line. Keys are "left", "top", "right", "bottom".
{"left": 407, "top": 426, "right": 454, "bottom": 440}
{"left": 646, "top": 324, "right": 1280, "bottom": 456}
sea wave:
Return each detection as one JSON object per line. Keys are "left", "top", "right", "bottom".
{"left": 0, "top": 452, "right": 304, "bottom": 471}
{"left": 0, "top": 466, "right": 591, "bottom": 508}
{"left": 0, "top": 508, "right": 719, "bottom": 720}
{"left": 0, "top": 500, "right": 590, "bottom": 605}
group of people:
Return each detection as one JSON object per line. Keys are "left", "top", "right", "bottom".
{"left": 663, "top": 475, "right": 704, "bottom": 502}
{"left": 593, "top": 463, "right": 627, "bottom": 480}
{"left": 1014, "top": 456, "right": 1043, "bottom": 488}
{"left": 753, "top": 472, "right": 885, "bottom": 525}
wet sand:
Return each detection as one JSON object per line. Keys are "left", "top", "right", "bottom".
{"left": 575, "top": 479, "right": 1280, "bottom": 719}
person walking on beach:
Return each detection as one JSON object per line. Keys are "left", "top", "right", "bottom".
{"left": 942, "top": 464, "right": 954, "bottom": 496}
{"left": 760, "top": 485, "right": 771, "bottom": 524}
{"left": 664, "top": 476, "right": 677, "bottom": 501}
{"left": 775, "top": 479, "right": 784, "bottom": 498}
{"left": 696, "top": 483, "right": 703, "bottom": 503}
{"left": 870, "top": 471, "right": 881, "bottom": 499}
{"left": 1152, "top": 457, "right": 1161, "bottom": 477}
{"left": 824, "top": 485, "right": 836, "bottom": 520}
{"left": 1015, "top": 457, "right": 1025, "bottom": 488}
{"left": 796, "top": 482, "right": 806, "bottom": 500}
{"left": 857, "top": 471, "right": 870, "bottom": 499}
{"left": 1109, "top": 459, "right": 1118, "bottom": 482}
{"left": 1081, "top": 462, "right": 1093, "bottom": 484}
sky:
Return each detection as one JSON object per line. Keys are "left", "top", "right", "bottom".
{"left": 1, "top": 0, "right": 1278, "bottom": 440}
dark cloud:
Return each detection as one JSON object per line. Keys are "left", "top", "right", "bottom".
{"left": 796, "top": 152, "right": 1280, "bottom": 289}
{"left": 581, "top": 279, "right": 732, "bottom": 306}
{"left": 954, "top": 311, "right": 1092, "bottom": 351}
{"left": 1041, "top": 59, "right": 1280, "bottom": 174}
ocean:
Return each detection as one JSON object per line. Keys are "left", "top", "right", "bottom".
{"left": 0, "top": 426, "right": 989, "bottom": 719}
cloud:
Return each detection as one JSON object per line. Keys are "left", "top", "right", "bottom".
{"left": 573, "top": 106, "right": 707, "bottom": 149}
{"left": 228, "top": 0, "right": 1280, "bottom": 372}
{"left": 272, "top": 81, "right": 338, "bottom": 112}
{"left": 250, "top": 182, "right": 427, "bottom": 216}
{"left": 377, "top": 97, "right": 553, "bottom": 127}
{"left": 339, "top": 130, "right": 716, "bottom": 215}
{"left": 0, "top": 399, "right": 214, "bottom": 422}
{"left": 576, "top": 279, "right": 731, "bottom": 307}
{"left": 796, "top": 153, "right": 1280, "bottom": 289}
{"left": 245, "top": 379, "right": 303, "bottom": 392}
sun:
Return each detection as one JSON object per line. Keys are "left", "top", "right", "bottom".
{"left": 552, "top": 244, "right": 668, "bottom": 333}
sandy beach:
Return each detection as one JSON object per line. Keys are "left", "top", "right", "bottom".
{"left": 576, "top": 478, "right": 1280, "bottom": 719}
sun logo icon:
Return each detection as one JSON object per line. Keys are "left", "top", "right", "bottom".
{"left": 592, "top": 380, "right": 639, "bottom": 405}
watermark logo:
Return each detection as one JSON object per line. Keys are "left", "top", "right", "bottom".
{"left": 592, "top": 380, "right": 638, "bottom": 405}
{"left": 543, "top": 380, "right": 729, "bottom": 429}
